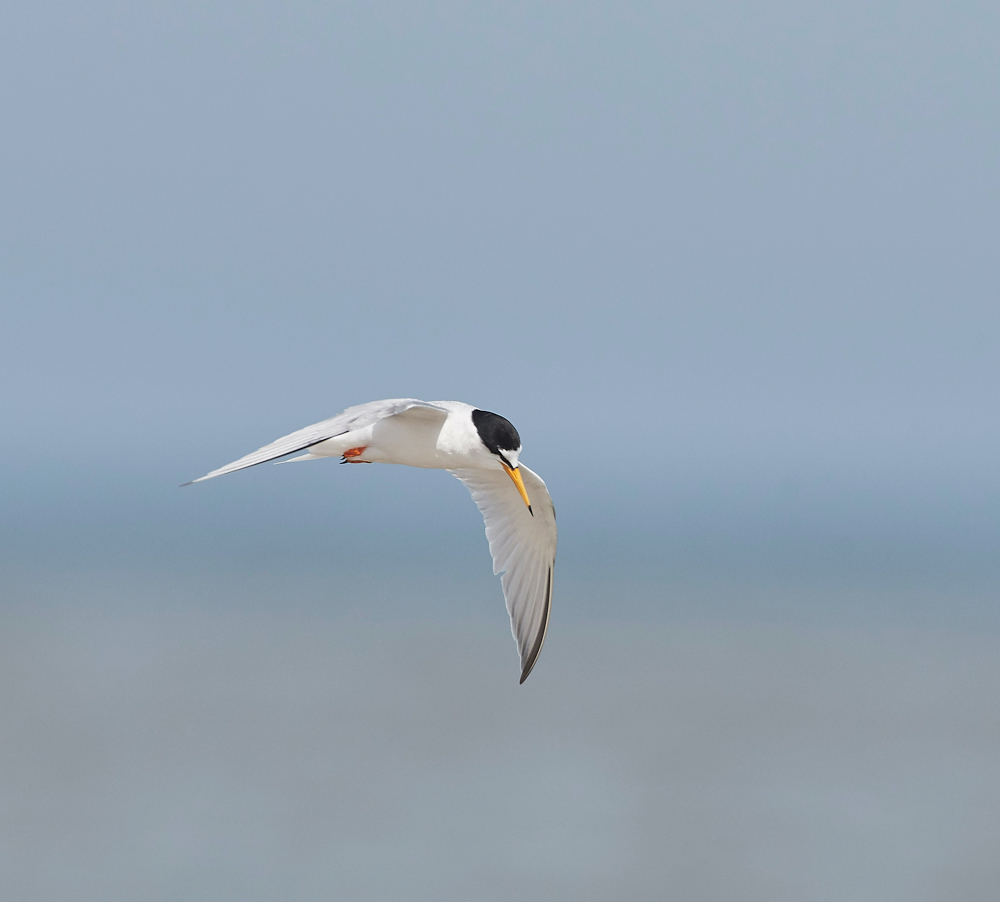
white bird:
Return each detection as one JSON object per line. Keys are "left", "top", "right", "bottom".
{"left": 186, "top": 399, "right": 556, "bottom": 683}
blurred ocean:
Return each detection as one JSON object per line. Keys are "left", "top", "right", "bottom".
{"left": 0, "top": 566, "right": 996, "bottom": 901}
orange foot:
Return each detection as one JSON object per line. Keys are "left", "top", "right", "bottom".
{"left": 342, "top": 446, "right": 369, "bottom": 463}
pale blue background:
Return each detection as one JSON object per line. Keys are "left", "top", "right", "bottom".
{"left": 2, "top": 2, "right": 999, "bottom": 899}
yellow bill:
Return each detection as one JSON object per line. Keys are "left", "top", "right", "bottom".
{"left": 501, "top": 462, "right": 533, "bottom": 514}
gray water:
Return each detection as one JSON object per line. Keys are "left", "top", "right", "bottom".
{"left": 1, "top": 569, "right": 997, "bottom": 901}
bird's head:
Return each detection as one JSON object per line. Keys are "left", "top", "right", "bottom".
{"left": 471, "top": 408, "right": 532, "bottom": 514}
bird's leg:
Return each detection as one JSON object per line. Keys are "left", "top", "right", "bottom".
{"left": 341, "top": 446, "right": 370, "bottom": 464}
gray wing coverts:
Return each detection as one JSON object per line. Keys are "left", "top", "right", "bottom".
{"left": 188, "top": 399, "right": 447, "bottom": 483}
{"left": 450, "top": 465, "right": 557, "bottom": 683}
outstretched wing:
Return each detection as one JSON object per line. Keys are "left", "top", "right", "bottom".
{"left": 450, "top": 464, "right": 557, "bottom": 683}
{"left": 187, "top": 398, "right": 448, "bottom": 483}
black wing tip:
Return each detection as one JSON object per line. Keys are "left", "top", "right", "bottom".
{"left": 518, "top": 651, "right": 541, "bottom": 684}
{"left": 180, "top": 481, "right": 195, "bottom": 487}
{"left": 519, "top": 647, "right": 542, "bottom": 683}
{"left": 517, "top": 566, "right": 553, "bottom": 685}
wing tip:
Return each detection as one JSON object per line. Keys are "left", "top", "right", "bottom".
{"left": 518, "top": 643, "right": 542, "bottom": 683}
{"left": 517, "top": 566, "right": 553, "bottom": 685}
{"left": 518, "top": 650, "right": 541, "bottom": 684}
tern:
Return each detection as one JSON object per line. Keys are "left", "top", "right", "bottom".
{"left": 186, "top": 399, "right": 556, "bottom": 683}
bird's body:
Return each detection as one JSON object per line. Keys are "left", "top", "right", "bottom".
{"left": 188, "top": 399, "right": 556, "bottom": 682}
{"left": 301, "top": 401, "right": 493, "bottom": 469}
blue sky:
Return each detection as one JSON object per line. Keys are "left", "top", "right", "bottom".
{"left": 3, "top": 0, "right": 1000, "bottom": 597}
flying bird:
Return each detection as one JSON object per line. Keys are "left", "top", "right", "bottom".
{"left": 186, "top": 399, "right": 556, "bottom": 683}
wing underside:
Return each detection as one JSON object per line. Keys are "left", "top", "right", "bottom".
{"left": 450, "top": 464, "right": 557, "bottom": 683}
